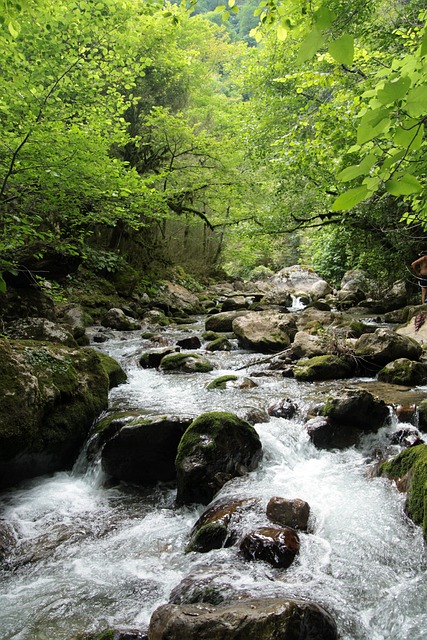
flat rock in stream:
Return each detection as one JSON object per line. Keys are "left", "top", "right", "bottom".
{"left": 148, "top": 597, "right": 338, "bottom": 640}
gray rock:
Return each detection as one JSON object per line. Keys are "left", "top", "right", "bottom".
{"left": 101, "top": 308, "right": 140, "bottom": 331}
{"left": 355, "top": 328, "right": 422, "bottom": 367}
{"left": 232, "top": 310, "right": 297, "bottom": 353}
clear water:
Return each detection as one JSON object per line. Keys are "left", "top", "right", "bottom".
{"left": 0, "top": 320, "right": 426, "bottom": 639}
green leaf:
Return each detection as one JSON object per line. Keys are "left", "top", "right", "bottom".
{"left": 338, "top": 153, "right": 377, "bottom": 182}
{"left": 381, "top": 149, "right": 406, "bottom": 171}
{"left": 8, "top": 20, "right": 20, "bottom": 38}
{"left": 277, "top": 24, "right": 288, "bottom": 41}
{"left": 357, "top": 108, "right": 391, "bottom": 144}
{"left": 313, "top": 6, "right": 335, "bottom": 29}
{"left": 0, "top": 273, "right": 6, "bottom": 294}
{"left": 385, "top": 173, "right": 423, "bottom": 196}
{"left": 328, "top": 35, "right": 354, "bottom": 66}
{"left": 405, "top": 85, "right": 427, "bottom": 118}
{"left": 377, "top": 75, "right": 411, "bottom": 105}
{"left": 393, "top": 122, "right": 424, "bottom": 150}
{"left": 421, "top": 28, "right": 427, "bottom": 58}
{"left": 296, "top": 29, "right": 325, "bottom": 65}
{"left": 331, "top": 185, "right": 369, "bottom": 211}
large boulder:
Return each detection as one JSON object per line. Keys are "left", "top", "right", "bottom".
{"left": 148, "top": 597, "right": 338, "bottom": 640}
{"left": 354, "top": 328, "right": 422, "bottom": 367}
{"left": 380, "top": 444, "right": 427, "bottom": 540}
{"left": 175, "top": 412, "right": 263, "bottom": 506}
{"left": 0, "top": 286, "right": 56, "bottom": 321}
{"left": 151, "top": 281, "right": 202, "bottom": 315}
{"left": 268, "top": 265, "right": 332, "bottom": 301}
{"left": 397, "top": 312, "right": 427, "bottom": 345}
{"left": 6, "top": 317, "right": 77, "bottom": 347}
{"left": 288, "top": 331, "right": 327, "bottom": 359}
{"left": 0, "top": 339, "right": 111, "bottom": 489}
{"left": 100, "top": 414, "right": 193, "bottom": 485}
{"left": 205, "top": 310, "right": 250, "bottom": 333}
{"left": 232, "top": 310, "right": 297, "bottom": 353}
{"left": 101, "top": 308, "right": 140, "bottom": 331}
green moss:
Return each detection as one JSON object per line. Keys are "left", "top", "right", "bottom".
{"left": 185, "top": 521, "right": 229, "bottom": 553}
{"left": 97, "top": 352, "right": 127, "bottom": 389}
{"left": 206, "top": 337, "right": 232, "bottom": 352}
{"left": 294, "top": 355, "right": 353, "bottom": 381}
{"left": 160, "top": 352, "right": 213, "bottom": 373}
{"left": 381, "top": 444, "right": 427, "bottom": 540}
{"left": 207, "top": 375, "right": 238, "bottom": 390}
{"left": 175, "top": 411, "right": 253, "bottom": 467}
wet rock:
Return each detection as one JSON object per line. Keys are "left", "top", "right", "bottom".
{"left": 205, "top": 336, "right": 232, "bottom": 352}
{"left": 394, "top": 404, "right": 417, "bottom": 425}
{"left": 294, "top": 355, "right": 354, "bottom": 381}
{"left": 389, "top": 427, "right": 423, "bottom": 447}
{"left": 266, "top": 497, "right": 310, "bottom": 531}
{"left": 206, "top": 375, "right": 257, "bottom": 390}
{"left": 71, "top": 629, "right": 147, "bottom": 640}
{"left": 232, "top": 310, "right": 297, "bottom": 353}
{"left": 101, "top": 415, "right": 193, "bottom": 485}
{"left": 169, "top": 567, "right": 246, "bottom": 605}
{"left": 159, "top": 352, "right": 214, "bottom": 373}
{"left": 186, "top": 498, "right": 261, "bottom": 553}
{"left": 139, "top": 346, "right": 180, "bottom": 369}
{"left": 176, "top": 336, "right": 202, "bottom": 350}
{"left": 175, "top": 412, "right": 263, "bottom": 506}
{"left": 0, "top": 520, "right": 16, "bottom": 565}
{"left": 101, "top": 308, "right": 140, "bottom": 331}
{"left": 149, "top": 597, "right": 338, "bottom": 640}
{"left": 205, "top": 310, "right": 250, "bottom": 333}
{"left": 321, "top": 388, "right": 389, "bottom": 432}
{"left": 0, "top": 339, "right": 110, "bottom": 489}
{"left": 380, "top": 444, "right": 427, "bottom": 541}
{"left": 377, "top": 358, "right": 427, "bottom": 386}
{"left": 244, "top": 407, "right": 270, "bottom": 425}
{"left": 96, "top": 353, "right": 127, "bottom": 389}
{"left": 239, "top": 526, "right": 300, "bottom": 569}
{"left": 354, "top": 328, "right": 422, "bottom": 368}
{"left": 267, "top": 398, "right": 297, "bottom": 419}
{"left": 6, "top": 317, "right": 77, "bottom": 347}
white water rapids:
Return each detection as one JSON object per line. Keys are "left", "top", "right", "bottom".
{"left": 1, "top": 319, "right": 426, "bottom": 639}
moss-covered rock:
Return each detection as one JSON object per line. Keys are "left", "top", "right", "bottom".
{"left": 160, "top": 352, "right": 214, "bottom": 373}
{"left": 97, "top": 352, "right": 127, "bottom": 389}
{"left": 175, "top": 412, "right": 262, "bottom": 506}
{"left": 206, "top": 337, "right": 232, "bottom": 352}
{"left": 380, "top": 444, "right": 427, "bottom": 540}
{"left": 0, "top": 338, "right": 110, "bottom": 489}
{"left": 294, "top": 355, "right": 354, "bottom": 381}
{"left": 377, "top": 358, "right": 427, "bottom": 386}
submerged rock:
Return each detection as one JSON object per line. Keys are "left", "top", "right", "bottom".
{"left": 175, "top": 412, "right": 262, "bottom": 506}
{"left": 148, "top": 597, "right": 338, "bottom": 640}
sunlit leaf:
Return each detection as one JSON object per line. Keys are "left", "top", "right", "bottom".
{"left": 296, "top": 29, "right": 325, "bottom": 65}
{"left": 406, "top": 85, "right": 427, "bottom": 118}
{"left": 377, "top": 75, "right": 411, "bottom": 105}
{"left": 277, "top": 24, "right": 287, "bottom": 41}
{"left": 328, "top": 35, "right": 354, "bottom": 66}
{"left": 313, "top": 6, "right": 335, "bottom": 29}
{"left": 385, "top": 173, "right": 423, "bottom": 196}
{"left": 331, "top": 185, "right": 369, "bottom": 211}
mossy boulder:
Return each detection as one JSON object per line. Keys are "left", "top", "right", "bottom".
{"left": 377, "top": 358, "right": 427, "bottom": 386}
{"left": 380, "top": 444, "right": 427, "bottom": 540}
{"left": 97, "top": 352, "right": 127, "bottom": 389}
{"left": 159, "top": 352, "right": 214, "bottom": 373}
{"left": 0, "top": 339, "right": 110, "bottom": 489}
{"left": 294, "top": 355, "right": 354, "bottom": 381}
{"left": 206, "top": 336, "right": 232, "bottom": 352}
{"left": 175, "top": 412, "right": 263, "bottom": 506}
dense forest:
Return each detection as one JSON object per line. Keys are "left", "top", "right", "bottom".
{"left": 1, "top": 0, "right": 427, "bottom": 293}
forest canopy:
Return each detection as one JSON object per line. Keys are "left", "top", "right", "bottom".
{"left": 0, "top": 0, "right": 426, "bottom": 291}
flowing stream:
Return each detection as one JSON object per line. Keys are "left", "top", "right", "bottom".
{"left": 1, "top": 316, "right": 427, "bottom": 639}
